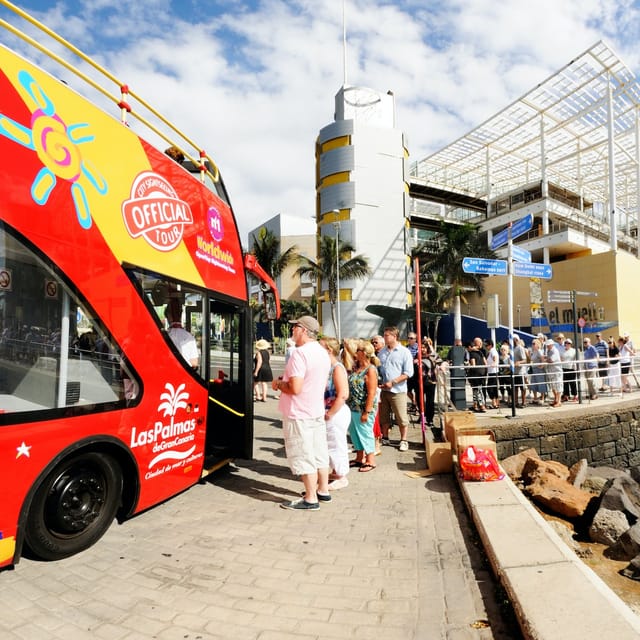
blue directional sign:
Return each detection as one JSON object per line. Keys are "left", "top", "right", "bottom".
{"left": 511, "top": 213, "right": 533, "bottom": 239}
{"left": 511, "top": 245, "right": 532, "bottom": 263}
{"left": 512, "top": 261, "right": 553, "bottom": 279}
{"left": 490, "top": 227, "right": 509, "bottom": 251}
{"left": 490, "top": 213, "right": 534, "bottom": 250}
{"left": 462, "top": 257, "right": 507, "bottom": 275}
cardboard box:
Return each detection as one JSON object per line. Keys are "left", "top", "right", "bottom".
{"left": 425, "top": 441, "right": 453, "bottom": 474}
{"left": 456, "top": 430, "right": 497, "bottom": 461}
{"left": 448, "top": 423, "right": 487, "bottom": 449}
{"left": 443, "top": 411, "right": 476, "bottom": 444}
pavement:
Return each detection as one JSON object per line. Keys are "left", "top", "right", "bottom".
{"left": 0, "top": 395, "right": 520, "bottom": 640}
{"left": 3, "top": 382, "right": 640, "bottom": 640}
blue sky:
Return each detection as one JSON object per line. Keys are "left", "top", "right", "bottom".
{"left": 2, "top": 0, "right": 640, "bottom": 241}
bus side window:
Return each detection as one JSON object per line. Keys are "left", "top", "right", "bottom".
{"left": 0, "top": 226, "right": 139, "bottom": 415}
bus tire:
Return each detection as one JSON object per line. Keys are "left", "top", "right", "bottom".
{"left": 25, "top": 451, "right": 123, "bottom": 561}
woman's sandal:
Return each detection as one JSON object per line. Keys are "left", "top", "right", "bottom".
{"left": 358, "top": 463, "right": 376, "bottom": 472}
{"left": 349, "top": 460, "right": 363, "bottom": 468}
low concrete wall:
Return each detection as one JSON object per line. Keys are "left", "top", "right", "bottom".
{"left": 491, "top": 402, "right": 640, "bottom": 468}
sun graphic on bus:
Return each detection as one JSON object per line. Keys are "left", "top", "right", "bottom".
{"left": 0, "top": 69, "right": 107, "bottom": 229}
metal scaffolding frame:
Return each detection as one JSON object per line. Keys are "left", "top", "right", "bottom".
{"left": 410, "top": 41, "right": 640, "bottom": 246}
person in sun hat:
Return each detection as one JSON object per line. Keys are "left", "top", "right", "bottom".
{"left": 253, "top": 338, "right": 273, "bottom": 401}
{"left": 274, "top": 316, "right": 331, "bottom": 511}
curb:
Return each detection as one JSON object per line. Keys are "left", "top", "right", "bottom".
{"left": 457, "top": 470, "right": 640, "bottom": 639}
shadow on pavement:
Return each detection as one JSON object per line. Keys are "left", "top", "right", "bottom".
{"left": 253, "top": 414, "right": 282, "bottom": 427}
{"left": 208, "top": 465, "right": 296, "bottom": 503}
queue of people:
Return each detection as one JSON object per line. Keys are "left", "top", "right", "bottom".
{"left": 460, "top": 332, "right": 636, "bottom": 411}
{"left": 273, "top": 319, "right": 439, "bottom": 510}
{"left": 268, "top": 319, "right": 636, "bottom": 510}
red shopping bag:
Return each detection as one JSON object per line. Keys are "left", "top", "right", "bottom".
{"left": 459, "top": 445, "right": 504, "bottom": 482}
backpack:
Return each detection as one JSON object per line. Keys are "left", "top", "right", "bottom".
{"left": 422, "top": 357, "right": 438, "bottom": 385}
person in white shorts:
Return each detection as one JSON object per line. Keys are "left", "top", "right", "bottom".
{"left": 273, "top": 316, "right": 331, "bottom": 511}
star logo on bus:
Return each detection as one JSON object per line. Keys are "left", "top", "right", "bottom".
{"left": 0, "top": 69, "right": 107, "bottom": 229}
{"left": 16, "top": 441, "right": 31, "bottom": 459}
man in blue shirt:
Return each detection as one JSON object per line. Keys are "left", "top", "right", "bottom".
{"left": 583, "top": 337, "right": 599, "bottom": 400}
{"left": 593, "top": 333, "right": 609, "bottom": 390}
{"left": 378, "top": 326, "right": 414, "bottom": 452}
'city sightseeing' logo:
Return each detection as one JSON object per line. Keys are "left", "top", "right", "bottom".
{"left": 122, "top": 171, "right": 194, "bottom": 251}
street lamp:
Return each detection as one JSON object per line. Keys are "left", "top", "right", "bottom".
{"left": 332, "top": 209, "right": 341, "bottom": 342}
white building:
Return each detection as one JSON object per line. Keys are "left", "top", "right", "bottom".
{"left": 247, "top": 213, "right": 316, "bottom": 303}
{"left": 409, "top": 40, "right": 640, "bottom": 340}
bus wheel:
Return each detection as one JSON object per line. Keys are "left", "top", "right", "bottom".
{"left": 25, "top": 452, "right": 123, "bottom": 561}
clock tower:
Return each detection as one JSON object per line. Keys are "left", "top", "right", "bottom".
{"left": 316, "top": 84, "right": 409, "bottom": 339}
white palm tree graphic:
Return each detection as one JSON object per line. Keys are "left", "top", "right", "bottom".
{"left": 157, "top": 383, "right": 189, "bottom": 424}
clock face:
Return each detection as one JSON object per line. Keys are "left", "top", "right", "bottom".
{"left": 343, "top": 86, "right": 382, "bottom": 108}
{"left": 342, "top": 86, "right": 383, "bottom": 123}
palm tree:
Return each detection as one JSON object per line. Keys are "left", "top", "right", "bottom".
{"left": 413, "top": 222, "right": 497, "bottom": 340}
{"left": 248, "top": 227, "right": 300, "bottom": 340}
{"left": 414, "top": 221, "right": 497, "bottom": 309}
{"left": 296, "top": 235, "right": 371, "bottom": 337}
{"left": 249, "top": 227, "right": 299, "bottom": 279}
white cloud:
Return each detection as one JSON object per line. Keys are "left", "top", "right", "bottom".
{"left": 6, "top": 0, "right": 639, "bottom": 240}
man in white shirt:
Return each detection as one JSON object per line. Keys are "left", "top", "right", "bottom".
{"left": 166, "top": 300, "right": 199, "bottom": 368}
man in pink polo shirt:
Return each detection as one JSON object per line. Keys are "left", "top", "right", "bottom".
{"left": 273, "top": 315, "right": 331, "bottom": 510}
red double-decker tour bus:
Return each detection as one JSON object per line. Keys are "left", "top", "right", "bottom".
{"left": 0, "top": 1, "right": 279, "bottom": 569}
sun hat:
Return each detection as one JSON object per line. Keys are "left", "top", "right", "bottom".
{"left": 564, "top": 338, "right": 572, "bottom": 344}
{"left": 255, "top": 338, "right": 270, "bottom": 350}
{"left": 288, "top": 315, "right": 319, "bottom": 335}
{"left": 545, "top": 340, "right": 555, "bottom": 347}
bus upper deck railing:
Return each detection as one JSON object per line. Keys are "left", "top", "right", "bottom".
{"left": 0, "top": 0, "right": 220, "bottom": 185}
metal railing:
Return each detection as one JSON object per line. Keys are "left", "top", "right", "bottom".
{"left": 438, "top": 353, "right": 639, "bottom": 414}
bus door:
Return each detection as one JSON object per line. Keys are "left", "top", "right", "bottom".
{"left": 205, "top": 298, "right": 252, "bottom": 462}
